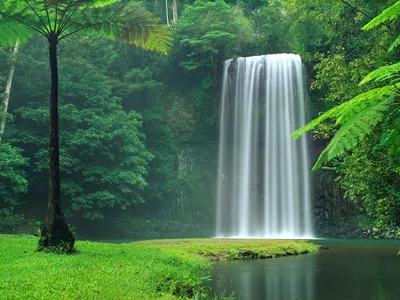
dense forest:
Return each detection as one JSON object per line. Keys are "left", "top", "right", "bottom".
{"left": 1, "top": 0, "right": 399, "bottom": 240}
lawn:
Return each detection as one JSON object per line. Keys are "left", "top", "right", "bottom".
{"left": 0, "top": 235, "right": 318, "bottom": 299}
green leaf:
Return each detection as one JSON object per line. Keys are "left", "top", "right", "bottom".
{"left": 362, "top": 1, "right": 400, "bottom": 31}
{"left": 359, "top": 62, "right": 400, "bottom": 86}
{"left": 388, "top": 35, "right": 400, "bottom": 52}
{"left": 291, "top": 86, "right": 393, "bottom": 139}
{"left": 312, "top": 95, "right": 394, "bottom": 170}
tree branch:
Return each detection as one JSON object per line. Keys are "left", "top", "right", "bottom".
{"left": 44, "top": 1, "right": 53, "bottom": 32}
{"left": 339, "top": 0, "right": 372, "bottom": 19}
{"left": 57, "top": 22, "right": 105, "bottom": 41}
{"left": 58, "top": 1, "right": 83, "bottom": 35}
{"left": 56, "top": 1, "right": 75, "bottom": 35}
{"left": 5, "top": 14, "right": 48, "bottom": 37}
{"left": 23, "top": 0, "right": 50, "bottom": 34}
{"left": 54, "top": 3, "right": 58, "bottom": 32}
{"left": 58, "top": 19, "right": 128, "bottom": 42}
{"left": 340, "top": 0, "right": 392, "bottom": 32}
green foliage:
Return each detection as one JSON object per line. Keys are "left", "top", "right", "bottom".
{"left": 0, "top": 143, "right": 27, "bottom": 233}
{"left": 66, "top": 2, "right": 172, "bottom": 54}
{"left": 0, "top": 143, "right": 28, "bottom": 207}
{"left": 359, "top": 62, "right": 400, "bottom": 86}
{"left": 174, "top": 0, "right": 253, "bottom": 72}
{"left": 0, "top": 2, "right": 37, "bottom": 46}
{"left": 9, "top": 42, "right": 152, "bottom": 219}
{"left": 0, "top": 208, "right": 24, "bottom": 233}
{"left": 362, "top": 1, "right": 400, "bottom": 31}
{"left": 0, "top": 0, "right": 171, "bottom": 238}
{"left": 0, "top": 0, "right": 172, "bottom": 54}
{"left": 292, "top": 85, "right": 395, "bottom": 169}
{"left": 104, "top": 51, "right": 181, "bottom": 209}
{"left": 282, "top": 0, "right": 400, "bottom": 228}
{"left": 225, "top": 0, "right": 268, "bottom": 15}
{"left": 293, "top": 1, "right": 400, "bottom": 170}
{"left": 4, "top": 0, "right": 398, "bottom": 235}
{"left": 252, "top": 1, "right": 291, "bottom": 54}
{"left": 311, "top": 52, "right": 382, "bottom": 107}
{"left": 116, "top": 217, "right": 212, "bottom": 239}
{"left": 281, "top": 0, "right": 392, "bottom": 61}
{"left": 336, "top": 136, "right": 400, "bottom": 228}
{"left": 281, "top": 0, "right": 338, "bottom": 60}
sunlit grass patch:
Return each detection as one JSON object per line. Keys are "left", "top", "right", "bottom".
{"left": 133, "top": 238, "right": 319, "bottom": 260}
{"left": 0, "top": 235, "right": 212, "bottom": 299}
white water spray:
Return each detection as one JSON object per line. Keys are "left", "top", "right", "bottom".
{"left": 216, "top": 54, "right": 313, "bottom": 239}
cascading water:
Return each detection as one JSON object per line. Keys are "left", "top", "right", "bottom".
{"left": 216, "top": 54, "right": 313, "bottom": 239}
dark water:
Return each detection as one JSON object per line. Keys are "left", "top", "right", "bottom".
{"left": 212, "top": 240, "right": 400, "bottom": 300}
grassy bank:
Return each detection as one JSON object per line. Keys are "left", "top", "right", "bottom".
{"left": 134, "top": 238, "right": 319, "bottom": 260}
{"left": 0, "top": 235, "right": 318, "bottom": 299}
{"left": 0, "top": 235, "right": 211, "bottom": 299}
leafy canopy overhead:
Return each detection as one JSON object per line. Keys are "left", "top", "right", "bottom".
{"left": 0, "top": 0, "right": 172, "bottom": 53}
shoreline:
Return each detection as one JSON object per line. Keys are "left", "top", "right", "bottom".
{"left": 0, "top": 235, "right": 318, "bottom": 299}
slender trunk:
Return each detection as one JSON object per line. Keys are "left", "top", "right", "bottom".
{"left": 165, "top": 0, "right": 170, "bottom": 26}
{"left": 0, "top": 42, "right": 19, "bottom": 144}
{"left": 172, "top": 0, "right": 178, "bottom": 24}
{"left": 39, "top": 36, "right": 75, "bottom": 252}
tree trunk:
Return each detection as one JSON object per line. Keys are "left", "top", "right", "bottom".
{"left": 39, "top": 36, "right": 75, "bottom": 252}
{"left": 172, "top": 0, "right": 178, "bottom": 24}
{"left": 165, "top": 0, "right": 170, "bottom": 26}
{"left": 0, "top": 42, "right": 19, "bottom": 144}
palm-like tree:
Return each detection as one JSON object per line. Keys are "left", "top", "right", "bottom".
{"left": 0, "top": 0, "right": 171, "bottom": 252}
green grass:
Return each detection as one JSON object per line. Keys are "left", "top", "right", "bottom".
{"left": 134, "top": 238, "right": 319, "bottom": 260}
{"left": 0, "top": 235, "right": 211, "bottom": 299}
{"left": 0, "top": 235, "right": 318, "bottom": 299}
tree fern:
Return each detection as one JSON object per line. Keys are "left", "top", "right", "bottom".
{"left": 292, "top": 1, "right": 400, "bottom": 170}
{"left": 388, "top": 35, "right": 400, "bottom": 52}
{"left": 313, "top": 95, "right": 394, "bottom": 170}
{"left": 362, "top": 1, "right": 400, "bottom": 52}
{"left": 291, "top": 85, "right": 394, "bottom": 139}
{"left": 362, "top": 1, "right": 400, "bottom": 30}
{"left": 359, "top": 62, "right": 400, "bottom": 86}
{"left": 292, "top": 84, "right": 397, "bottom": 170}
{"left": 0, "top": 0, "right": 172, "bottom": 250}
{"left": 0, "top": 1, "right": 172, "bottom": 53}
{"left": 65, "top": 4, "right": 172, "bottom": 54}
{"left": 0, "top": 2, "right": 39, "bottom": 45}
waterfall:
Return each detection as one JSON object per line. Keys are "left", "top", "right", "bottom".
{"left": 216, "top": 54, "right": 313, "bottom": 239}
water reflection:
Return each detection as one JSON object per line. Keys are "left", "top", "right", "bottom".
{"left": 213, "top": 255, "right": 315, "bottom": 300}
{"left": 212, "top": 241, "right": 400, "bottom": 300}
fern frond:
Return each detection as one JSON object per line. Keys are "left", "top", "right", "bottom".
{"left": 44, "top": 0, "right": 120, "bottom": 8}
{"left": 62, "top": 3, "right": 172, "bottom": 54}
{"left": 0, "top": 1, "right": 48, "bottom": 45}
{"left": 362, "top": 1, "right": 400, "bottom": 30}
{"left": 388, "top": 35, "right": 400, "bottom": 52}
{"left": 0, "top": 17, "right": 35, "bottom": 46}
{"left": 80, "top": 0, "right": 121, "bottom": 8}
{"left": 313, "top": 95, "right": 394, "bottom": 170}
{"left": 359, "top": 62, "right": 400, "bottom": 86}
{"left": 291, "top": 85, "right": 393, "bottom": 139}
